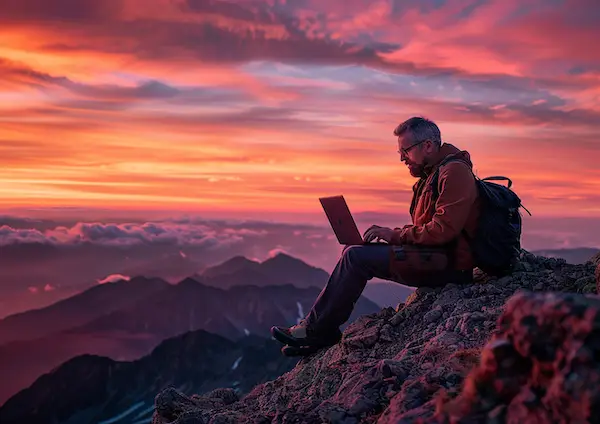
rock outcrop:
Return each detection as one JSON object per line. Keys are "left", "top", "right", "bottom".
{"left": 152, "top": 251, "right": 599, "bottom": 424}
{"left": 431, "top": 290, "right": 600, "bottom": 423}
{"left": 591, "top": 251, "right": 600, "bottom": 293}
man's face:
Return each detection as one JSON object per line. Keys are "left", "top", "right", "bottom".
{"left": 397, "top": 135, "right": 429, "bottom": 178}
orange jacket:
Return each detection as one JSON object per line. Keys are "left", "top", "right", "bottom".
{"left": 390, "top": 143, "right": 480, "bottom": 270}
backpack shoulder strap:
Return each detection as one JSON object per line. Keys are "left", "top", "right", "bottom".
{"left": 480, "top": 176, "right": 512, "bottom": 189}
{"left": 429, "top": 157, "right": 475, "bottom": 243}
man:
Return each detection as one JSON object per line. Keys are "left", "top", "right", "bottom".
{"left": 271, "top": 116, "right": 481, "bottom": 351}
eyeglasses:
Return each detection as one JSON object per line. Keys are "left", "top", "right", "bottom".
{"left": 397, "top": 139, "right": 427, "bottom": 157}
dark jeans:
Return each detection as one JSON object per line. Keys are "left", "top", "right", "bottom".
{"left": 304, "top": 244, "right": 472, "bottom": 334}
{"left": 304, "top": 244, "right": 401, "bottom": 335}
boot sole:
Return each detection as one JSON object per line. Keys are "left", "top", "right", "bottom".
{"left": 281, "top": 344, "right": 321, "bottom": 357}
{"left": 271, "top": 326, "right": 303, "bottom": 347}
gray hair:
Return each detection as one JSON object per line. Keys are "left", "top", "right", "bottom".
{"left": 393, "top": 116, "right": 442, "bottom": 148}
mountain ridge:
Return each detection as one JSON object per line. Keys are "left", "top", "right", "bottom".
{"left": 198, "top": 252, "right": 330, "bottom": 290}
{"left": 0, "top": 276, "right": 169, "bottom": 345}
{"left": 0, "top": 330, "right": 294, "bottom": 424}
{"left": 200, "top": 255, "right": 261, "bottom": 278}
{"left": 530, "top": 247, "right": 600, "bottom": 264}
{"left": 0, "top": 272, "right": 380, "bottom": 405}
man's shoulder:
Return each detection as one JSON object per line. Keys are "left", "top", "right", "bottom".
{"left": 438, "top": 158, "right": 473, "bottom": 178}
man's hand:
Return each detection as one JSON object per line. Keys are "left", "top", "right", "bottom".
{"left": 363, "top": 225, "right": 396, "bottom": 243}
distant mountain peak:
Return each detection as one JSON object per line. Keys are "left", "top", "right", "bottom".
{"left": 176, "top": 277, "right": 202, "bottom": 287}
{"left": 206, "top": 253, "right": 311, "bottom": 274}
{"left": 260, "top": 253, "right": 320, "bottom": 275}
{"left": 263, "top": 252, "right": 292, "bottom": 260}
{"left": 211, "top": 255, "right": 248, "bottom": 264}
{"left": 194, "top": 252, "right": 328, "bottom": 290}
{"left": 127, "top": 276, "right": 166, "bottom": 285}
{"left": 226, "top": 256, "right": 261, "bottom": 266}
{"left": 262, "top": 252, "right": 308, "bottom": 267}
{"left": 201, "top": 256, "right": 261, "bottom": 279}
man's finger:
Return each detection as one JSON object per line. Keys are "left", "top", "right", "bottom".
{"left": 366, "top": 229, "right": 381, "bottom": 243}
{"left": 363, "top": 225, "right": 378, "bottom": 238}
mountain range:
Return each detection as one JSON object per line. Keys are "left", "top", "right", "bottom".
{"left": 0, "top": 241, "right": 208, "bottom": 319}
{"left": 0, "top": 330, "right": 294, "bottom": 424}
{"left": 0, "top": 254, "right": 382, "bottom": 405}
{"left": 197, "top": 253, "right": 329, "bottom": 289}
{"left": 530, "top": 247, "right": 600, "bottom": 264}
{"left": 0, "top": 276, "right": 169, "bottom": 345}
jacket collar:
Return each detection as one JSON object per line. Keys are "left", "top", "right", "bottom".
{"left": 422, "top": 143, "right": 463, "bottom": 176}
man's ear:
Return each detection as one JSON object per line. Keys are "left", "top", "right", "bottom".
{"left": 423, "top": 140, "right": 433, "bottom": 154}
{"left": 427, "top": 140, "right": 439, "bottom": 153}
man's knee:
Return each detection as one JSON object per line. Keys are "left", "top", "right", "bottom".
{"left": 342, "top": 245, "right": 378, "bottom": 268}
{"left": 342, "top": 245, "right": 361, "bottom": 262}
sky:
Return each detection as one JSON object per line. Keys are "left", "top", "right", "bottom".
{"left": 1, "top": 0, "right": 600, "bottom": 223}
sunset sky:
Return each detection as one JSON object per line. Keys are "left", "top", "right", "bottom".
{"left": 1, "top": 0, "right": 599, "bottom": 224}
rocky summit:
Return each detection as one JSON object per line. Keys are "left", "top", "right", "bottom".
{"left": 152, "top": 250, "right": 599, "bottom": 424}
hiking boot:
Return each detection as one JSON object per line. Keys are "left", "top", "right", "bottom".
{"left": 270, "top": 322, "right": 342, "bottom": 348}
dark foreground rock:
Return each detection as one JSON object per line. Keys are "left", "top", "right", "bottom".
{"left": 152, "top": 251, "right": 599, "bottom": 424}
{"left": 430, "top": 291, "right": 600, "bottom": 423}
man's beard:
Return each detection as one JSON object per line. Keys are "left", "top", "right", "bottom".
{"left": 407, "top": 161, "right": 426, "bottom": 178}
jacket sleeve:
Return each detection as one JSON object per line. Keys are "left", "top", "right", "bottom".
{"left": 391, "top": 162, "right": 477, "bottom": 245}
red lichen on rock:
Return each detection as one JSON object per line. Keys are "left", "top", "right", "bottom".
{"left": 432, "top": 291, "right": 600, "bottom": 424}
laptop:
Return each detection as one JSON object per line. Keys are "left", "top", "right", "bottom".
{"left": 319, "top": 195, "right": 386, "bottom": 245}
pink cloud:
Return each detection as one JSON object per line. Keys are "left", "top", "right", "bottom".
{"left": 97, "top": 274, "right": 130, "bottom": 284}
{"left": 25, "top": 284, "right": 56, "bottom": 293}
{"left": 0, "top": 225, "right": 48, "bottom": 245}
{"left": 268, "top": 247, "right": 289, "bottom": 258}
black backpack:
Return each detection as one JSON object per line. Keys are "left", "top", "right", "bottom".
{"left": 431, "top": 157, "right": 532, "bottom": 277}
